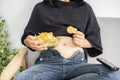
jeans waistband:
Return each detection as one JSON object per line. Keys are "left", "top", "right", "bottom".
{"left": 36, "top": 48, "right": 86, "bottom": 64}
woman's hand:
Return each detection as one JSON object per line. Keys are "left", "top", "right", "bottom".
{"left": 24, "top": 35, "right": 48, "bottom": 51}
{"left": 72, "top": 31, "right": 93, "bottom": 48}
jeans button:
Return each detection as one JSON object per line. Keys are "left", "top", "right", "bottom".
{"left": 39, "top": 58, "right": 43, "bottom": 61}
{"left": 81, "top": 58, "right": 84, "bottom": 61}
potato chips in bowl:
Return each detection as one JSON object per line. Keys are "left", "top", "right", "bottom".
{"left": 34, "top": 32, "right": 58, "bottom": 47}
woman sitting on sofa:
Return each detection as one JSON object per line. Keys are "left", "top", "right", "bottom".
{"left": 14, "top": 0, "right": 120, "bottom": 80}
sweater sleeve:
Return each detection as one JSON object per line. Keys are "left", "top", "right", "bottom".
{"left": 85, "top": 4, "right": 103, "bottom": 57}
{"left": 21, "top": 4, "right": 42, "bottom": 51}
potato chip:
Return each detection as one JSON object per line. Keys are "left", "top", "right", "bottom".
{"left": 67, "top": 26, "right": 77, "bottom": 34}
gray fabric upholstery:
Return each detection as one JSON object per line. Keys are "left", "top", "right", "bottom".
{"left": 25, "top": 50, "right": 40, "bottom": 68}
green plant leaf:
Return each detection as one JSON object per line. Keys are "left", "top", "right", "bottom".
{"left": 0, "top": 17, "right": 18, "bottom": 74}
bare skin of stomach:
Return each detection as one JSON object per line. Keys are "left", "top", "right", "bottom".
{"left": 53, "top": 36, "right": 84, "bottom": 59}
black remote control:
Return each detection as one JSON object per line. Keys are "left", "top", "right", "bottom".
{"left": 97, "top": 58, "right": 119, "bottom": 71}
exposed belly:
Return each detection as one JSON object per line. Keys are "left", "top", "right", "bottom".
{"left": 53, "top": 36, "right": 84, "bottom": 58}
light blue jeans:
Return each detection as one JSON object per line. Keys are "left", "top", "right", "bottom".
{"left": 14, "top": 49, "right": 120, "bottom": 80}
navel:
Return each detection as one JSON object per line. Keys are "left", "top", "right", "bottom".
{"left": 63, "top": 43, "right": 67, "bottom": 46}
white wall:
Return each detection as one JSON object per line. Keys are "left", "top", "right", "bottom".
{"left": 0, "top": 0, "right": 40, "bottom": 48}
{"left": 0, "top": 0, "right": 120, "bottom": 66}
{"left": 85, "top": 0, "right": 120, "bottom": 18}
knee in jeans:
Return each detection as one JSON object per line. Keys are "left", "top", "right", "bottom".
{"left": 108, "top": 71, "right": 120, "bottom": 80}
{"left": 14, "top": 72, "right": 30, "bottom": 80}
